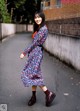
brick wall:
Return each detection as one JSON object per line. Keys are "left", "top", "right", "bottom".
{"left": 43, "top": 1, "right": 80, "bottom": 20}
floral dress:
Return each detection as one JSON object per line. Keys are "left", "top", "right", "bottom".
{"left": 21, "top": 25, "right": 48, "bottom": 87}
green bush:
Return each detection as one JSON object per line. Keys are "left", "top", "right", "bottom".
{"left": 0, "top": 0, "right": 11, "bottom": 23}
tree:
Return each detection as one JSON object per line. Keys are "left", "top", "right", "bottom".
{"left": 0, "top": 0, "right": 11, "bottom": 23}
{"left": 6, "top": 0, "right": 42, "bottom": 23}
{"left": 36, "top": 0, "right": 42, "bottom": 11}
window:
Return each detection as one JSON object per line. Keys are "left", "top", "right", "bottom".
{"left": 56, "top": 0, "right": 61, "bottom": 8}
{"left": 41, "top": 0, "right": 50, "bottom": 10}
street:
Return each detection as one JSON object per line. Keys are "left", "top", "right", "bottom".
{"left": 0, "top": 33, "right": 80, "bottom": 111}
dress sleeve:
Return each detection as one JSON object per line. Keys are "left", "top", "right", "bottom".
{"left": 22, "top": 29, "right": 45, "bottom": 56}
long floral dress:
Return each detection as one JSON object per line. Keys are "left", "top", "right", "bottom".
{"left": 21, "top": 25, "right": 48, "bottom": 87}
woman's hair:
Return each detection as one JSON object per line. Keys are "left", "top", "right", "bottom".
{"left": 34, "top": 11, "right": 45, "bottom": 31}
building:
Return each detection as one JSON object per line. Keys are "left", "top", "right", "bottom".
{"left": 41, "top": 0, "right": 80, "bottom": 20}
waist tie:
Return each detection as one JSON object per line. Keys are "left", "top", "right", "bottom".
{"left": 28, "top": 45, "right": 43, "bottom": 57}
{"left": 38, "top": 45, "right": 43, "bottom": 51}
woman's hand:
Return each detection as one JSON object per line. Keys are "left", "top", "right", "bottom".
{"left": 20, "top": 53, "right": 24, "bottom": 59}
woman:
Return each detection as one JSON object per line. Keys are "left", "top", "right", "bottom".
{"left": 20, "top": 11, "right": 56, "bottom": 107}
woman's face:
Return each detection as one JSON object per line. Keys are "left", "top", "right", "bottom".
{"left": 34, "top": 14, "right": 42, "bottom": 25}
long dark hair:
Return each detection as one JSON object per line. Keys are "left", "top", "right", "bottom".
{"left": 34, "top": 11, "right": 45, "bottom": 31}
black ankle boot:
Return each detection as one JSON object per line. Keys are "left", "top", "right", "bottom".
{"left": 46, "top": 92, "right": 56, "bottom": 107}
{"left": 28, "top": 95, "right": 36, "bottom": 106}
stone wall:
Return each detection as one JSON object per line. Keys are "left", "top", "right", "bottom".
{"left": 46, "top": 17, "right": 80, "bottom": 37}
{"left": 43, "top": 17, "right": 80, "bottom": 70}
{"left": 0, "top": 23, "right": 33, "bottom": 41}
{"left": 44, "top": 33, "right": 80, "bottom": 70}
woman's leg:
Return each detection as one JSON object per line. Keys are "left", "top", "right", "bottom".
{"left": 32, "top": 85, "right": 37, "bottom": 91}
{"left": 28, "top": 86, "right": 37, "bottom": 106}
{"left": 40, "top": 86, "right": 56, "bottom": 107}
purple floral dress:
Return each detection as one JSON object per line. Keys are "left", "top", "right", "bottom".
{"left": 21, "top": 25, "right": 48, "bottom": 87}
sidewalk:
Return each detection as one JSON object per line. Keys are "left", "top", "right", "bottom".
{"left": 0, "top": 33, "right": 80, "bottom": 111}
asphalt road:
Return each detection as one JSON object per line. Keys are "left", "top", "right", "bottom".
{"left": 0, "top": 33, "right": 80, "bottom": 111}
